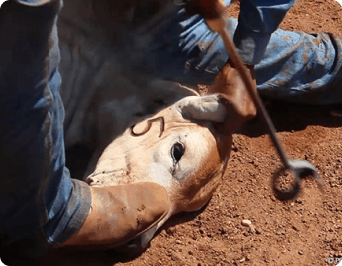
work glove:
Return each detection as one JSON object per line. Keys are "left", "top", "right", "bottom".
{"left": 185, "top": 0, "right": 227, "bottom": 32}
{"left": 60, "top": 182, "right": 169, "bottom": 248}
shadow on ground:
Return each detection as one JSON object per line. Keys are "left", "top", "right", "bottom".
{"left": 238, "top": 101, "right": 342, "bottom": 138}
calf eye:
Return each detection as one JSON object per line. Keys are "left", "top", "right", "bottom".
{"left": 171, "top": 142, "right": 185, "bottom": 164}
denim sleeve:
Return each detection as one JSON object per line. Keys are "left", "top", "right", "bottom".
{"left": 233, "top": 0, "right": 297, "bottom": 65}
{"left": 15, "top": 0, "right": 51, "bottom": 6}
{"left": 0, "top": 0, "right": 91, "bottom": 259}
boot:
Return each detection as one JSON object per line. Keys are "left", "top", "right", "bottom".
{"left": 60, "top": 182, "right": 169, "bottom": 248}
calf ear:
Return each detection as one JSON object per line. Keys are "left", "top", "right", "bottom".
{"left": 175, "top": 95, "right": 227, "bottom": 122}
{"left": 209, "top": 63, "right": 257, "bottom": 122}
{"left": 175, "top": 93, "right": 252, "bottom": 134}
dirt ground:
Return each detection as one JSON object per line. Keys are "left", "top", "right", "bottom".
{"left": 46, "top": 0, "right": 342, "bottom": 265}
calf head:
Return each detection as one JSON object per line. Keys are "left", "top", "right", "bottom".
{"left": 86, "top": 93, "right": 243, "bottom": 251}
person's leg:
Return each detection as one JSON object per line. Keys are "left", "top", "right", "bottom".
{"left": 255, "top": 30, "right": 342, "bottom": 105}
{"left": 142, "top": 4, "right": 342, "bottom": 105}
{"left": 0, "top": 1, "right": 91, "bottom": 262}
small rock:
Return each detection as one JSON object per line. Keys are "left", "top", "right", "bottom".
{"left": 219, "top": 228, "right": 227, "bottom": 235}
{"left": 295, "top": 198, "right": 303, "bottom": 204}
{"left": 239, "top": 258, "right": 245, "bottom": 263}
{"left": 166, "top": 227, "right": 176, "bottom": 235}
{"left": 242, "top": 219, "right": 252, "bottom": 226}
{"left": 292, "top": 225, "right": 299, "bottom": 231}
{"left": 249, "top": 224, "right": 256, "bottom": 233}
{"left": 231, "top": 144, "right": 239, "bottom": 153}
{"left": 298, "top": 251, "right": 303, "bottom": 255}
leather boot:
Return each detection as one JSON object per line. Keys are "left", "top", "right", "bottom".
{"left": 60, "top": 182, "right": 169, "bottom": 248}
{"left": 209, "top": 61, "right": 257, "bottom": 133}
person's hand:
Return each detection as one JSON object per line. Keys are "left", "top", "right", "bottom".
{"left": 185, "top": 0, "right": 227, "bottom": 32}
{"left": 60, "top": 182, "right": 169, "bottom": 248}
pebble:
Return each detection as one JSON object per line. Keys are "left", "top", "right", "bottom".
{"left": 249, "top": 224, "right": 256, "bottom": 233}
{"left": 295, "top": 198, "right": 304, "bottom": 204}
{"left": 242, "top": 219, "right": 252, "bottom": 226}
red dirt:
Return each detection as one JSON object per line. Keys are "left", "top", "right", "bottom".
{"left": 43, "top": 0, "right": 342, "bottom": 265}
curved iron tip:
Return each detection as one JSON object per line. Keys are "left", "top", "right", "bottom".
{"left": 272, "top": 160, "right": 324, "bottom": 201}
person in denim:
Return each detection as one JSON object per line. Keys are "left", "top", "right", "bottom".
{"left": 140, "top": 0, "right": 342, "bottom": 104}
{"left": 0, "top": 1, "right": 169, "bottom": 264}
{"left": 0, "top": 0, "right": 341, "bottom": 264}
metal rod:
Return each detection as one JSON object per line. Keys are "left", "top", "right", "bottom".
{"left": 219, "top": 27, "right": 291, "bottom": 169}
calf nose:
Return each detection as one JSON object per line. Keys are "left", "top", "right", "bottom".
{"left": 85, "top": 176, "right": 103, "bottom": 187}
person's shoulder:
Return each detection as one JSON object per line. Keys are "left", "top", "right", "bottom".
{"left": 15, "top": 0, "right": 53, "bottom": 6}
